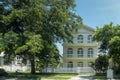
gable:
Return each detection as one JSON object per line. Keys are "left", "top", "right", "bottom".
{"left": 74, "top": 25, "right": 95, "bottom": 34}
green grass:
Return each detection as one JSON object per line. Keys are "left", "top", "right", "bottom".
{"left": 41, "top": 73, "right": 77, "bottom": 80}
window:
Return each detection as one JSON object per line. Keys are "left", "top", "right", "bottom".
{"left": 88, "top": 48, "right": 93, "bottom": 58}
{"left": 67, "top": 48, "right": 73, "bottom": 57}
{"left": 78, "top": 48, "right": 83, "bottom": 57}
{"left": 77, "top": 35, "right": 83, "bottom": 43}
{"left": 16, "top": 56, "right": 21, "bottom": 60}
{"left": 77, "top": 62, "right": 83, "bottom": 67}
{"left": 88, "top": 35, "right": 92, "bottom": 43}
{"left": 67, "top": 62, "right": 73, "bottom": 68}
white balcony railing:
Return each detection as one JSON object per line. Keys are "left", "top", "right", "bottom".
{"left": 63, "top": 54, "right": 96, "bottom": 59}
{"left": 55, "top": 67, "right": 95, "bottom": 73}
{"left": 63, "top": 42, "right": 98, "bottom": 47}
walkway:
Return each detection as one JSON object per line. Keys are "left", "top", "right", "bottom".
{"left": 70, "top": 74, "right": 93, "bottom": 80}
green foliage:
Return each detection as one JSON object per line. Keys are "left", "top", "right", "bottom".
{"left": 109, "top": 27, "right": 120, "bottom": 74}
{"left": 0, "top": 0, "right": 82, "bottom": 74}
{"left": 92, "top": 23, "right": 113, "bottom": 53}
{"left": 0, "top": 68, "right": 8, "bottom": 76}
{"left": 93, "top": 24, "right": 120, "bottom": 74}
{"left": 91, "top": 54, "right": 109, "bottom": 73}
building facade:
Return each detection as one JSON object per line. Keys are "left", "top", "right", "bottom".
{"left": 0, "top": 52, "right": 30, "bottom": 71}
{"left": 0, "top": 25, "right": 99, "bottom": 73}
{"left": 60, "top": 25, "right": 99, "bottom": 73}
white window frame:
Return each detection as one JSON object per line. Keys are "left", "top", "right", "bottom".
{"left": 77, "top": 35, "right": 83, "bottom": 43}
{"left": 78, "top": 48, "right": 83, "bottom": 57}
{"left": 67, "top": 48, "right": 73, "bottom": 57}
{"left": 77, "top": 62, "right": 83, "bottom": 67}
{"left": 87, "top": 35, "right": 92, "bottom": 43}
{"left": 67, "top": 62, "right": 73, "bottom": 68}
{"left": 88, "top": 48, "right": 93, "bottom": 58}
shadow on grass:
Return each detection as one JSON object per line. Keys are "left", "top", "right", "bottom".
{"left": 0, "top": 72, "right": 78, "bottom": 80}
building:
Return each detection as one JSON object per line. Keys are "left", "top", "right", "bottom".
{"left": 0, "top": 52, "right": 30, "bottom": 71}
{"left": 58, "top": 25, "right": 99, "bottom": 73}
{"left": 0, "top": 25, "right": 99, "bottom": 73}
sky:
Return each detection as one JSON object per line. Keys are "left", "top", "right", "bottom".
{"left": 75, "top": 0, "right": 120, "bottom": 28}
{"left": 57, "top": 0, "right": 120, "bottom": 55}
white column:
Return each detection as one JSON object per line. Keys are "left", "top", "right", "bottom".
{"left": 84, "top": 48, "right": 88, "bottom": 58}
{"left": 74, "top": 48, "right": 77, "bottom": 58}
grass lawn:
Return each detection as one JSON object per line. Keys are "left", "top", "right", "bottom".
{"left": 40, "top": 73, "right": 77, "bottom": 80}
{"left": 1, "top": 72, "right": 78, "bottom": 80}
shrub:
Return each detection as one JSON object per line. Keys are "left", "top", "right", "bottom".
{"left": 0, "top": 68, "right": 8, "bottom": 76}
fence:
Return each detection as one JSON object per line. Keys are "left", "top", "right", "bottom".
{"left": 1, "top": 66, "right": 95, "bottom": 73}
{"left": 55, "top": 67, "right": 95, "bottom": 73}
{"left": 1, "top": 65, "right": 30, "bottom": 72}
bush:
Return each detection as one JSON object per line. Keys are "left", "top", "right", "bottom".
{"left": 0, "top": 68, "right": 8, "bottom": 76}
{"left": 95, "top": 72, "right": 106, "bottom": 76}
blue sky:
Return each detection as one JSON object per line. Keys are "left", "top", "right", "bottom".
{"left": 75, "top": 0, "right": 120, "bottom": 28}
{"left": 57, "top": 0, "right": 120, "bottom": 55}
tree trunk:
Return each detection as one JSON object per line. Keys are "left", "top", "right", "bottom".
{"left": 30, "top": 59, "right": 35, "bottom": 74}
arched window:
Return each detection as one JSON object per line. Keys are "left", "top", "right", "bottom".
{"left": 77, "top": 62, "right": 83, "bottom": 67}
{"left": 77, "top": 35, "right": 83, "bottom": 43}
{"left": 88, "top": 48, "right": 93, "bottom": 58}
{"left": 67, "top": 48, "right": 73, "bottom": 57}
{"left": 88, "top": 35, "right": 92, "bottom": 43}
{"left": 78, "top": 48, "right": 83, "bottom": 57}
{"left": 67, "top": 62, "right": 73, "bottom": 68}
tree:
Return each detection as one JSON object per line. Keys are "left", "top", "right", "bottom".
{"left": 93, "top": 23, "right": 120, "bottom": 74}
{"left": 92, "top": 23, "right": 113, "bottom": 53}
{"left": 91, "top": 54, "right": 109, "bottom": 74}
{"left": 109, "top": 26, "right": 120, "bottom": 74}
{"left": 0, "top": 0, "right": 82, "bottom": 74}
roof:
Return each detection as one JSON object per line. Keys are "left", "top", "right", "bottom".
{"left": 83, "top": 24, "right": 95, "bottom": 32}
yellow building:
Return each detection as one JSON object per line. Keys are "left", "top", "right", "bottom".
{"left": 61, "top": 25, "right": 99, "bottom": 73}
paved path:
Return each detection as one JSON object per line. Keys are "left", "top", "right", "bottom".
{"left": 70, "top": 74, "right": 93, "bottom": 80}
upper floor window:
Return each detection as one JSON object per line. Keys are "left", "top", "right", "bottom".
{"left": 88, "top": 35, "right": 92, "bottom": 43}
{"left": 77, "top": 35, "right": 83, "bottom": 43}
{"left": 88, "top": 48, "right": 93, "bottom": 58}
{"left": 77, "top": 62, "right": 83, "bottom": 67}
{"left": 67, "top": 62, "right": 73, "bottom": 68}
{"left": 67, "top": 48, "right": 73, "bottom": 57}
{"left": 16, "top": 56, "right": 21, "bottom": 60}
{"left": 78, "top": 48, "right": 83, "bottom": 57}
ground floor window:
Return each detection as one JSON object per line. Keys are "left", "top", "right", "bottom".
{"left": 77, "top": 62, "right": 83, "bottom": 67}
{"left": 67, "top": 62, "right": 73, "bottom": 68}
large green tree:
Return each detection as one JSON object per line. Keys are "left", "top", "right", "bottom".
{"left": 0, "top": 0, "right": 82, "bottom": 74}
{"left": 93, "top": 23, "right": 120, "bottom": 74}
{"left": 109, "top": 26, "right": 120, "bottom": 74}
{"left": 92, "top": 23, "right": 113, "bottom": 53}
{"left": 91, "top": 54, "right": 109, "bottom": 73}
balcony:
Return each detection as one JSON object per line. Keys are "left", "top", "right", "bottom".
{"left": 63, "top": 54, "right": 97, "bottom": 60}
{"left": 63, "top": 42, "right": 98, "bottom": 47}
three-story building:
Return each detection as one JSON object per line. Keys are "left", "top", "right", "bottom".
{"left": 61, "top": 25, "right": 99, "bottom": 73}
